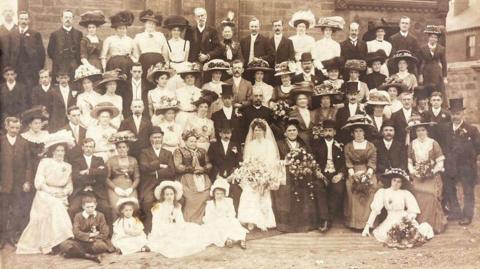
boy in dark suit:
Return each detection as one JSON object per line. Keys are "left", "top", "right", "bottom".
{"left": 31, "top": 69, "right": 54, "bottom": 109}
{"left": 0, "top": 67, "right": 28, "bottom": 125}
{"left": 49, "top": 71, "right": 78, "bottom": 132}
{"left": 211, "top": 84, "right": 242, "bottom": 143}
{"left": 119, "top": 99, "right": 152, "bottom": 159}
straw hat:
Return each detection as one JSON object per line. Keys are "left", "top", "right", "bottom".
{"left": 90, "top": 102, "right": 120, "bottom": 119}
{"left": 74, "top": 64, "right": 102, "bottom": 83}
{"left": 366, "top": 89, "right": 391, "bottom": 106}
{"left": 44, "top": 129, "right": 76, "bottom": 150}
{"left": 153, "top": 96, "right": 180, "bottom": 115}
{"left": 94, "top": 69, "right": 127, "bottom": 93}
{"left": 405, "top": 114, "right": 436, "bottom": 131}
{"left": 146, "top": 64, "right": 171, "bottom": 83}
{"left": 315, "top": 16, "right": 345, "bottom": 32}
{"left": 177, "top": 62, "right": 202, "bottom": 79}
{"left": 382, "top": 168, "right": 410, "bottom": 187}
{"left": 391, "top": 50, "right": 418, "bottom": 65}
{"left": 274, "top": 61, "right": 296, "bottom": 77}
{"left": 154, "top": 180, "right": 183, "bottom": 201}
{"left": 341, "top": 114, "right": 375, "bottom": 133}
{"left": 246, "top": 59, "right": 273, "bottom": 72}
{"left": 116, "top": 197, "right": 139, "bottom": 212}
{"left": 210, "top": 178, "right": 230, "bottom": 197}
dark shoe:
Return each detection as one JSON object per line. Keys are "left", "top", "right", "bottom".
{"left": 447, "top": 214, "right": 462, "bottom": 221}
{"left": 141, "top": 246, "right": 151, "bottom": 252}
{"left": 84, "top": 253, "right": 102, "bottom": 264}
{"left": 459, "top": 218, "right": 472, "bottom": 226}
{"left": 239, "top": 240, "right": 247, "bottom": 250}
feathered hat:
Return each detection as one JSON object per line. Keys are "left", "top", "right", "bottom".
{"left": 315, "top": 16, "right": 345, "bottom": 32}
{"left": 108, "top": 130, "right": 137, "bottom": 145}
{"left": 139, "top": 9, "right": 163, "bottom": 26}
{"left": 74, "top": 64, "right": 102, "bottom": 83}
{"left": 110, "top": 10, "right": 135, "bottom": 28}
{"left": 289, "top": 10, "right": 316, "bottom": 29}
{"left": 79, "top": 10, "right": 106, "bottom": 28}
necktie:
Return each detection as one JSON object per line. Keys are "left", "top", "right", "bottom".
{"left": 136, "top": 116, "right": 141, "bottom": 133}
{"left": 249, "top": 36, "right": 255, "bottom": 63}
{"left": 74, "top": 126, "right": 79, "bottom": 143}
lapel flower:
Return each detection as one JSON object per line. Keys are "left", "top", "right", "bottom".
{"left": 25, "top": 32, "right": 30, "bottom": 37}
{"left": 202, "top": 125, "right": 208, "bottom": 133}
{"left": 441, "top": 113, "right": 446, "bottom": 118}
{"left": 231, "top": 146, "right": 238, "bottom": 154}
{"left": 72, "top": 90, "right": 78, "bottom": 98}
{"left": 167, "top": 125, "right": 174, "bottom": 132}
{"left": 62, "top": 165, "right": 67, "bottom": 173}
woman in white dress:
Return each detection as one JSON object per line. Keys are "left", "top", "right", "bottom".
{"left": 362, "top": 168, "right": 434, "bottom": 242}
{"left": 146, "top": 65, "right": 175, "bottom": 125}
{"left": 185, "top": 93, "right": 217, "bottom": 151}
{"left": 163, "top": 15, "right": 190, "bottom": 90}
{"left": 202, "top": 59, "right": 231, "bottom": 114}
{"left": 175, "top": 63, "right": 203, "bottom": 129}
{"left": 74, "top": 64, "right": 102, "bottom": 128}
{"left": 366, "top": 21, "right": 392, "bottom": 77}
{"left": 246, "top": 59, "right": 274, "bottom": 106}
{"left": 312, "top": 16, "right": 345, "bottom": 73}
{"left": 95, "top": 70, "right": 127, "bottom": 129}
{"left": 86, "top": 102, "right": 119, "bottom": 162}
{"left": 288, "top": 10, "right": 316, "bottom": 67}
{"left": 156, "top": 100, "right": 183, "bottom": 152}
{"left": 16, "top": 131, "right": 75, "bottom": 254}
{"left": 148, "top": 181, "right": 211, "bottom": 258}
{"left": 238, "top": 119, "right": 283, "bottom": 231}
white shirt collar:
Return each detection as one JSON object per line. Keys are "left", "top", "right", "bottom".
{"left": 348, "top": 103, "right": 358, "bottom": 114}
{"left": 353, "top": 140, "right": 367, "bottom": 149}
{"left": 3, "top": 22, "right": 15, "bottom": 31}
{"left": 41, "top": 84, "right": 51, "bottom": 92}
{"left": 70, "top": 122, "right": 79, "bottom": 130}
{"left": 6, "top": 134, "right": 16, "bottom": 145}
{"left": 400, "top": 31, "right": 408, "bottom": 37}
{"left": 453, "top": 121, "right": 463, "bottom": 131}
{"left": 60, "top": 84, "right": 70, "bottom": 91}
{"left": 287, "top": 139, "right": 298, "bottom": 148}
{"left": 153, "top": 147, "right": 161, "bottom": 156}
{"left": 383, "top": 139, "right": 393, "bottom": 149}
{"left": 428, "top": 43, "right": 437, "bottom": 50}
{"left": 432, "top": 107, "right": 441, "bottom": 116}
{"left": 82, "top": 210, "right": 97, "bottom": 219}
{"left": 232, "top": 76, "right": 242, "bottom": 85}
{"left": 19, "top": 26, "right": 28, "bottom": 33}
{"left": 6, "top": 81, "right": 16, "bottom": 90}
{"left": 197, "top": 24, "right": 205, "bottom": 33}
{"left": 63, "top": 25, "right": 73, "bottom": 32}
{"left": 221, "top": 139, "right": 229, "bottom": 149}
{"left": 274, "top": 33, "right": 282, "bottom": 39}
{"left": 223, "top": 105, "right": 233, "bottom": 114}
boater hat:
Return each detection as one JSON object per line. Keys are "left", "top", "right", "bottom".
{"left": 315, "top": 16, "right": 345, "bottom": 32}
{"left": 116, "top": 197, "right": 139, "bottom": 212}
{"left": 154, "top": 180, "right": 183, "bottom": 201}
{"left": 90, "top": 102, "right": 120, "bottom": 119}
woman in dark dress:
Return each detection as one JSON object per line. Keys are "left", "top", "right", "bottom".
{"left": 418, "top": 25, "right": 447, "bottom": 95}
{"left": 217, "top": 17, "right": 243, "bottom": 63}
{"left": 312, "top": 83, "right": 342, "bottom": 125}
{"left": 365, "top": 50, "right": 387, "bottom": 91}
{"left": 79, "top": 10, "right": 106, "bottom": 71}
{"left": 273, "top": 119, "right": 317, "bottom": 232}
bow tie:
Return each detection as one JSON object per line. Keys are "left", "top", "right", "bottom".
{"left": 224, "top": 39, "right": 233, "bottom": 45}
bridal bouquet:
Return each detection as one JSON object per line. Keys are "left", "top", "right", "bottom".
{"left": 415, "top": 160, "right": 434, "bottom": 179}
{"left": 285, "top": 148, "right": 320, "bottom": 201}
{"left": 385, "top": 217, "right": 428, "bottom": 249}
{"left": 351, "top": 171, "right": 374, "bottom": 198}
{"left": 229, "top": 160, "right": 280, "bottom": 195}
{"left": 271, "top": 100, "right": 292, "bottom": 123}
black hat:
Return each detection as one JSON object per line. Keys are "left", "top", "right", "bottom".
{"left": 322, "top": 119, "right": 336, "bottom": 129}
{"left": 285, "top": 118, "right": 301, "bottom": 129}
{"left": 449, "top": 98, "right": 466, "bottom": 112}
{"left": 321, "top": 56, "right": 345, "bottom": 71}
{"left": 366, "top": 50, "right": 388, "bottom": 66}
{"left": 218, "top": 121, "right": 233, "bottom": 133}
{"left": 424, "top": 25, "right": 444, "bottom": 36}
{"left": 150, "top": 126, "right": 164, "bottom": 136}
{"left": 163, "top": 15, "right": 189, "bottom": 29}
{"left": 221, "top": 84, "right": 234, "bottom": 98}
{"left": 139, "top": 9, "right": 163, "bottom": 26}
{"left": 344, "top": 81, "right": 359, "bottom": 94}
{"left": 110, "top": 10, "right": 135, "bottom": 28}
{"left": 192, "top": 90, "right": 219, "bottom": 107}
{"left": 56, "top": 68, "right": 70, "bottom": 77}
{"left": 79, "top": 10, "right": 106, "bottom": 28}
{"left": 299, "top": 52, "right": 314, "bottom": 62}
{"left": 21, "top": 106, "right": 49, "bottom": 125}
{"left": 414, "top": 87, "right": 431, "bottom": 100}
{"left": 381, "top": 119, "right": 395, "bottom": 129}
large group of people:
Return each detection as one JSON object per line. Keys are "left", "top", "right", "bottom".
{"left": 0, "top": 5, "right": 480, "bottom": 264}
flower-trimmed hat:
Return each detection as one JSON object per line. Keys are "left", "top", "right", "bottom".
{"left": 405, "top": 114, "right": 436, "bottom": 131}
{"left": 366, "top": 89, "right": 391, "bottom": 106}
{"left": 321, "top": 56, "right": 345, "bottom": 71}
{"left": 378, "top": 77, "right": 408, "bottom": 94}
{"left": 116, "top": 197, "right": 139, "bottom": 212}
{"left": 274, "top": 61, "right": 296, "bottom": 77}
{"left": 154, "top": 180, "right": 183, "bottom": 201}
{"left": 139, "top": 9, "right": 163, "bottom": 26}
{"left": 177, "top": 62, "right": 202, "bottom": 79}
{"left": 90, "top": 102, "right": 120, "bottom": 119}
{"left": 44, "top": 129, "right": 76, "bottom": 150}
{"left": 366, "top": 50, "right": 388, "bottom": 67}
{"left": 289, "top": 10, "right": 316, "bottom": 29}
{"left": 110, "top": 10, "right": 135, "bottom": 28}
{"left": 424, "top": 25, "right": 444, "bottom": 36}
{"left": 79, "top": 10, "right": 106, "bottom": 28}
{"left": 203, "top": 59, "right": 231, "bottom": 72}
{"left": 315, "top": 16, "right": 345, "bottom": 32}
{"left": 382, "top": 168, "right": 410, "bottom": 184}
{"left": 74, "top": 64, "right": 102, "bottom": 83}
{"left": 221, "top": 11, "right": 236, "bottom": 28}
{"left": 94, "top": 69, "right": 127, "bottom": 93}
{"left": 341, "top": 114, "right": 375, "bottom": 133}
{"left": 345, "top": 59, "right": 367, "bottom": 72}
{"left": 146, "top": 64, "right": 172, "bottom": 83}
{"left": 181, "top": 129, "right": 200, "bottom": 141}
{"left": 391, "top": 50, "right": 418, "bottom": 65}
{"left": 210, "top": 177, "right": 230, "bottom": 197}
{"left": 154, "top": 96, "right": 180, "bottom": 115}
{"left": 312, "top": 83, "right": 343, "bottom": 108}
{"left": 448, "top": 98, "right": 466, "bottom": 112}
{"left": 22, "top": 106, "right": 49, "bottom": 125}
{"left": 163, "top": 15, "right": 189, "bottom": 30}
{"left": 192, "top": 90, "right": 219, "bottom": 107}
{"left": 108, "top": 130, "right": 137, "bottom": 145}
{"left": 246, "top": 59, "right": 273, "bottom": 72}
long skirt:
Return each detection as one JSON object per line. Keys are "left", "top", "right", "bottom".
{"left": 203, "top": 217, "right": 248, "bottom": 247}
{"left": 112, "top": 234, "right": 148, "bottom": 255}
{"left": 344, "top": 164, "right": 378, "bottom": 229}
{"left": 106, "top": 55, "right": 134, "bottom": 78}
{"left": 16, "top": 191, "right": 73, "bottom": 254}
{"left": 108, "top": 175, "right": 138, "bottom": 219}
{"left": 412, "top": 174, "right": 447, "bottom": 233}
{"left": 180, "top": 173, "right": 211, "bottom": 224}
{"left": 272, "top": 176, "right": 317, "bottom": 233}
{"left": 237, "top": 184, "right": 276, "bottom": 231}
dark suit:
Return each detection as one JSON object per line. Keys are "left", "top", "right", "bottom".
{"left": 240, "top": 105, "right": 273, "bottom": 142}
{"left": 8, "top": 27, "right": 45, "bottom": 97}
{"left": 441, "top": 122, "right": 480, "bottom": 219}
{"left": 31, "top": 85, "right": 53, "bottom": 110}
{"left": 47, "top": 27, "right": 82, "bottom": 78}
{"left": 225, "top": 77, "right": 253, "bottom": 107}
{"left": 390, "top": 108, "right": 418, "bottom": 145}
{"left": 121, "top": 79, "right": 150, "bottom": 118}
{"left": 292, "top": 69, "right": 327, "bottom": 85}
{"left": 240, "top": 34, "right": 275, "bottom": 67}
{"left": 0, "top": 82, "right": 28, "bottom": 123}
{"left": 48, "top": 85, "right": 77, "bottom": 132}
{"left": 213, "top": 40, "right": 243, "bottom": 63}
{"left": 365, "top": 72, "right": 387, "bottom": 90}
{"left": 389, "top": 32, "right": 420, "bottom": 57}
{"left": 63, "top": 123, "right": 86, "bottom": 162}
{"left": 422, "top": 108, "right": 451, "bottom": 148}
{"left": 0, "top": 134, "right": 33, "bottom": 241}
{"left": 270, "top": 35, "right": 295, "bottom": 64}
{"left": 288, "top": 108, "right": 316, "bottom": 147}
{"left": 211, "top": 108, "right": 242, "bottom": 143}
{"left": 311, "top": 138, "right": 346, "bottom": 221}
{"left": 207, "top": 140, "right": 242, "bottom": 211}
{"left": 334, "top": 104, "right": 363, "bottom": 144}
{"left": 0, "top": 24, "right": 16, "bottom": 83}
{"left": 340, "top": 38, "right": 368, "bottom": 79}
{"left": 185, "top": 25, "right": 221, "bottom": 63}
{"left": 118, "top": 115, "right": 152, "bottom": 158}
{"left": 373, "top": 139, "right": 407, "bottom": 176}
{"left": 138, "top": 147, "right": 175, "bottom": 232}
{"left": 68, "top": 155, "right": 112, "bottom": 225}
{"left": 418, "top": 44, "right": 447, "bottom": 92}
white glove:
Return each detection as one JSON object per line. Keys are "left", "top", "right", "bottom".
{"left": 362, "top": 226, "right": 370, "bottom": 237}
{"left": 124, "top": 188, "right": 133, "bottom": 196}
{"left": 114, "top": 187, "right": 126, "bottom": 196}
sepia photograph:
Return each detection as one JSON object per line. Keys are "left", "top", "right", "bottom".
{"left": 0, "top": 0, "right": 479, "bottom": 268}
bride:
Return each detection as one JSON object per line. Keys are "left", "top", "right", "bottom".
{"left": 237, "top": 118, "right": 284, "bottom": 231}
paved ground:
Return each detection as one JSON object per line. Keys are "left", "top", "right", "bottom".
{"left": 1, "top": 186, "right": 480, "bottom": 269}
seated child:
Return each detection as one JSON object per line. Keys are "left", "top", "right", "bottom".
{"left": 148, "top": 181, "right": 212, "bottom": 258}
{"left": 59, "top": 196, "right": 114, "bottom": 263}
{"left": 203, "top": 178, "right": 248, "bottom": 249}
{"left": 111, "top": 197, "right": 149, "bottom": 255}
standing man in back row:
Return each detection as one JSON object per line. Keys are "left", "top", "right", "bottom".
{"left": 185, "top": 7, "right": 221, "bottom": 64}
{"left": 240, "top": 18, "right": 275, "bottom": 67}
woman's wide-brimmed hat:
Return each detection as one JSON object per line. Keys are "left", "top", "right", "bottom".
{"left": 274, "top": 61, "right": 297, "bottom": 77}
{"left": 181, "top": 129, "right": 201, "bottom": 141}
{"left": 289, "top": 10, "right": 316, "bottom": 29}
{"left": 110, "top": 10, "right": 135, "bottom": 28}
{"left": 192, "top": 90, "right": 219, "bottom": 107}
{"left": 448, "top": 98, "right": 466, "bottom": 112}
{"left": 90, "top": 102, "right": 120, "bottom": 119}
{"left": 366, "top": 89, "right": 391, "bottom": 106}
{"left": 391, "top": 50, "right": 418, "bottom": 65}
{"left": 154, "top": 180, "right": 183, "bottom": 201}
{"left": 290, "top": 81, "right": 314, "bottom": 101}
{"left": 345, "top": 59, "right": 367, "bottom": 72}
{"left": 146, "top": 64, "right": 172, "bottom": 83}
{"left": 154, "top": 96, "right": 180, "bottom": 115}
{"left": 365, "top": 50, "right": 388, "bottom": 66}
{"left": 405, "top": 114, "right": 436, "bottom": 131}
{"left": 246, "top": 59, "right": 273, "bottom": 72}
{"left": 382, "top": 167, "right": 410, "bottom": 185}
{"left": 21, "top": 106, "right": 49, "bottom": 125}
{"left": 424, "top": 25, "right": 444, "bottom": 36}
{"left": 44, "top": 129, "right": 76, "bottom": 150}
{"left": 312, "top": 83, "right": 343, "bottom": 108}
{"left": 79, "top": 10, "right": 106, "bottom": 28}
{"left": 203, "top": 59, "right": 231, "bottom": 72}
{"left": 371, "top": 20, "right": 388, "bottom": 32}
{"left": 315, "top": 16, "right": 345, "bottom": 32}
{"left": 74, "top": 64, "right": 102, "bottom": 83}
{"left": 177, "top": 62, "right": 202, "bottom": 79}
{"left": 108, "top": 130, "right": 137, "bottom": 145}
{"left": 210, "top": 177, "right": 230, "bottom": 197}
{"left": 116, "top": 197, "right": 139, "bottom": 212}
{"left": 163, "top": 15, "right": 189, "bottom": 29}
{"left": 94, "top": 69, "right": 127, "bottom": 93}
{"left": 321, "top": 56, "right": 345, "bottom": 71}
{"left": 139, "top": 9, "right": 163, "bottom": 26}
{"left": 378, "top": 77, "right": 408, "bottom": 94}
{"left": 341, "top": 114, "right": 375, "bottom": 133}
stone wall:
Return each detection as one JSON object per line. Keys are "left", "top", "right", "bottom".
{"left": 447, "top": 60, "right": 480, "bottom": 124}
{"left": 446, "top": 28, "right": 480, "bottom": 63}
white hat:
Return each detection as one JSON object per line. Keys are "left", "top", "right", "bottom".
{"left": 116, "top": 197, "right": 139, "bottom": 212}
{"left": 44, "top": 129, "right": 76, "bottom": 150}
{"left": 154, "top": 181, "right": 183, "bottom": 201}
{"left": 210, "top": 178, "right": 230, "bottom": 197}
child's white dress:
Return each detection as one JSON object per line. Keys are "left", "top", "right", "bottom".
{"left": 203, "top": 198, "right": 248, "bottom": 247}
{"left": 111, "top": 217, "right": 148, "bottom": 255}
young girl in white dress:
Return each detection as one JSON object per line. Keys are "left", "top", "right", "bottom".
{"left": 203, "top": 178, "right": 247, "bottom": 249}
{"left": 111, "top": 197, "right": 149, "bottom": 255}
{"left": 148, "top": 181, "right": 211, "bottom": 258}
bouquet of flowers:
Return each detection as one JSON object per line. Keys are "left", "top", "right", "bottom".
{"left": 351, "top": 171, "right": 374, "bottom": 199}
{"left": 285, "top": 148, "right": 320, "bottom": 201}
{"left": 312, "top": 124, "right": 324, "bottom": 140}
{"left": 415, "top": 160, "right": 434, "bottom": 179}
{"left": 229, "top": 160, "right": 280, "bottom": 195}
{"left": 271, "top": 100, "right": 293, "bottom": 123}
{"left": 385, "top": 217, "right": 428, "bottom": 249}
